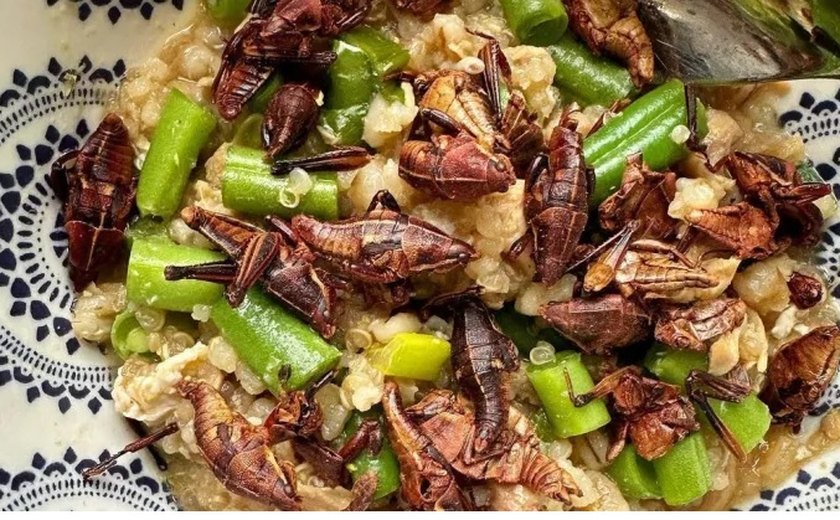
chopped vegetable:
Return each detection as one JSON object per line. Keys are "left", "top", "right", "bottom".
{"left": 548, "top": 34, "right": 636, "bottom": 106}
{"left": 210, "top": 289, "right": 341, "bottom": 392}
{"left": 337, "top": 412, "right": 401, "bottom": 500}
{"left": 320, "top": 41, "right": 376, "bottom": 146}
{"left": 339, "top": 26, "right": 410, "bottom": 78}
{"left": 124, "top": 217, "right": 169, "bottom": 246}
{"left": 137, "top": 89, "right": 217, "bottom": 218}
{"left": 221, "top": 145, "right": 339, "bottom": 219}
{"left": 530, "top": 408, "right": 556, "bottom": 442}
{"left": 707, "top": 394, "right": 771, "bottom": 454}
{"left": 607, "top": 444, "right": 662, "bottom": 500}
{"left": 232, "top": 114, "right": 265, "bottom": 149}
{"left": 499, "top": 0, "right": 568, "bottom": 46}
{"left": 526, "top": 351, "right": 611, "bottom": 438}
{"left": 110, "top": 310, "right": 151, "bottom": 359}
{"left": 126, "top": 237, "right": 224, "bottom": 313}
{"left": 643, "top": 343, "right": 708, "bottom": 389}
{"left": 652, "top": 433, "right": 712, "bottom": 506}
{"left": 368, "top": 332, "right": 452, "bottom": 381}
{"left": 583, "top": 79, "right": 708, "bottom": 206}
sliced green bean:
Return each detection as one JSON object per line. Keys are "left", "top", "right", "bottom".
{"left": 548, "top": 34, "right": 636, "bottom": 106}
{"left": 499, "top": 0, "right": 568, "bottom": 46}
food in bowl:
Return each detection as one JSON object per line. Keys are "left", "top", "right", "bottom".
{"left": 56, "top": 0, "right": 840, "bottom": 511}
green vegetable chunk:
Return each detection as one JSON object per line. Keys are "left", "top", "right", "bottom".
{"left": 526, "top": 351, "right": 611, "bottom": 438}
{"left": 368, "top": 332, "right": 452, "bottom": 381}
{"left": 548, "top": 34, "right": 636, "bottom": 106}
{"left": 499, "top": 0, "right": 569, "bottom": 46}
{"left": 584, "top": 79, "right": 708, "bottom": 206}
{"left": 339, "top": 26, "right": 410, "bottom": 78}
{"left": 204, "top": 0, "right": 251, "bottom": 27}
{"left": 652, "top": 433, "right": 712, "bottom": 506}
{"left": 337, "top": 412, "right": 401, "bottom": 500}
{"left": 111, "top": 310, "right": 151, "bottom": 359}
{"left": 643, "top": 343, "right": 708, "bottom": 388}
{"left": 708, "top": 394, "right": 771, "bottom": 455}
{"left": 607, "top": 444, "right": 662, "bottom": 500}
{"left": 221, "top": 146, "right": 339, "bottom": 219}
{"left": 126, "top": 237, "right": 224, "bottom": 313}
{"left": 137, "top": 89, "right": 217, "bottom": 218}
{"left": 320, "top": 41, "right": 376, "bottom": 146}
{"left": 211, "top": 289, "right": 341, "bottom": 393}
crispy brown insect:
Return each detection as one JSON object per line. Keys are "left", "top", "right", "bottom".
{"left": 684, "top": 202, "right": 779, "bottom": 260}
{"left": 291, "top": 418, "right": 382, "bottom": 487}
{"left": 381, "top": 380, "right": 472, "bottom": 511}
{"left": 599, "top": 154, "right": 677, "bottom": 240}
{"left": 50, "top": 113, "right": 136, "bottom": 291}
{"left": 289, "top": 190, "right": 477, "bottom": 284}
{"left": 164, "top": 206, "right": 338, "bottom": 338}
{"left": 260, "top": 0, "right": 370, "bottom": 38}
{"left": 787, "top": 272, "right": 824, "bottom": 310}
{"left": 582, "top": 223, "right": 718, "bottom": 299}
{"left": 540, "top": 294, "right": 651, "bottom": 355}
{"left": 399, "top": 125, "right": 516, "bottom": 201}
{"left": 344, "top": 472, "right": 379, "bottom": 511}
{"left": 654, "top": 297, "right": 747, "bottom": 351}
{"left": 509, "top": 111, "right": 590, "bottom": 285}
{"left": 213, "top": 18, "right": 276, "bottom": 121}
{"left": 404, "top": 390, "right": 581, "bottom": 504}
{"left": 563, "top": 0, "right": 654, "bottom": 87}
{"left": 177, "top": 379, "right": 302, "bottom": 510}
{"left": 423, "top": 288, "right": 520, "bottom": 453}
{"left": 760, "top": 325, "right": 840, "bottom": 432}
{"left": 262, "top": 82, "right": 320, "bottom": 158}
{"left": 570, "top": 366, "right": 700, "bottom": 461}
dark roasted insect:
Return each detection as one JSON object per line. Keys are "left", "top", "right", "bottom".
{"left": 271, "top": 146, "right": 373, "bottom": 175}
{"left": 540, "top": 293, "right": 651, "bottom": 355}
{"left": 291, "top": 418, "right": 382, "bottom": 487}
{"left": 509, "top": 111, "right": 590, "bottom": 285}
{"left": 654, "top": 297, "right": 747, "bottom": 352}
{"left": 399, "top": 115, "right": 516, "bottom": 201}
{"left": 177, "top": 379, "right": 303, "bottom": 510}
{"left": 598, "top": 154, "right": 677, "bottom": 240}
{"left": 50, "top": 113, "right": 136, "bottom": 291}
{"left": 404, "top": 389, "right": 580, "bottom": 504}
{"left": 381, "top": 380, "right": 473, "bottom": 511}
{"left": 262, "top": 82, "right": 321, "bottom": 158}
{"left": 213, "top": 0, "right": 369, "bottom": 120}
{"left": 760, "top": 325, "right": 840, "bottom": 432}
{"left": 683, "top": 202, "right": 779, "bottom": 260}
{"left": 569, "top": 366, "right": 700, "bottom": 461}
{"left": 725, "top": 152, "right": 830, "bottom": 249}
{"left": 164, "top": 206, "right": 338, "bottom": 338}
{"left": 423, "top": 288, "right": 519, "bottom": 453}
{"left": 562, "top": 0, "right": 654, "bottom": 87}
{"left": 288, "top": 190, "right": 477, "bottom": 285}
{"left": 402, "top": 38, "right": 544, "bottom": 181}
{"left": 787, "top": 272, "right": 824, "bottom": 310}
{"left": 685, "top": 367, "right": 752, "bottom": 461}
{"left": 582, "top": 222, "right": 717, "bottom": 299}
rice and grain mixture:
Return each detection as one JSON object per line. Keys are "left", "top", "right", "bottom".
{"left": 68, "top": 0, "right": 840, "bottom": 511}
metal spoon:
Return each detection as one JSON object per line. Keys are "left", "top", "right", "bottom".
{"left": 637, "top": 0, "right": 840, "bottom": 84}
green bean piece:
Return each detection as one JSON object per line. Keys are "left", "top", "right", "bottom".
{"left": 607, "top": 445, "right": 662, "bottom": 500}
{"left": 124, "top": 217, "right": 169, "bottom": 246}
{"left": 137, "top": 89, "right": 217, "bottom": 218}
{"left": 204, "top": 0, "right": 251, "bottom": 27}
{"left": 232, "top": 114, "right": 265, "bottom": 149}
{"left": 499, "top": 0, "right": 568, "bottom": 46}
{"left": 211, "top": 289, "right": 341, "bottom": 393}
{"left": 368, "top": 332, "right": 452, "bottom": 381}
{"left": 547, "top": 34, "right": 636, "bottom": 106}
{"left": 339, "top": 26, "right": 410, "bottom": 78}
{"left": 111, "top": 310, "right": 151, "bottom": 359}
{"left": 707, "top": 394, "right": 771, "bottom": 454}
{"left": 126, "top": 237, "right": 225, "bottom": 313}
{"left": 248, "top": 74, "right": 284, "bottom": 114}
{"left": 643, "top": 343, "right": 708, "bottom": 389}
{"left": 319, "top": 41, "right": 376, "bottom": 146}
{"left": 221, "top": 145, "right": 339, "bottom": 219}
{"left": 336, "top": 412, "right": 401, "bottom": 500}
{"left": 530, "top": 408, "right": 556, "bottom": 442}
{"left": 583, "top": 79, "right": 708, "bottom": 206}
{"left": 652, "top": 433, "right": 712, "bottom": 506}
{"left": 526, "top": 351, "right": 611, "bottom": 438}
